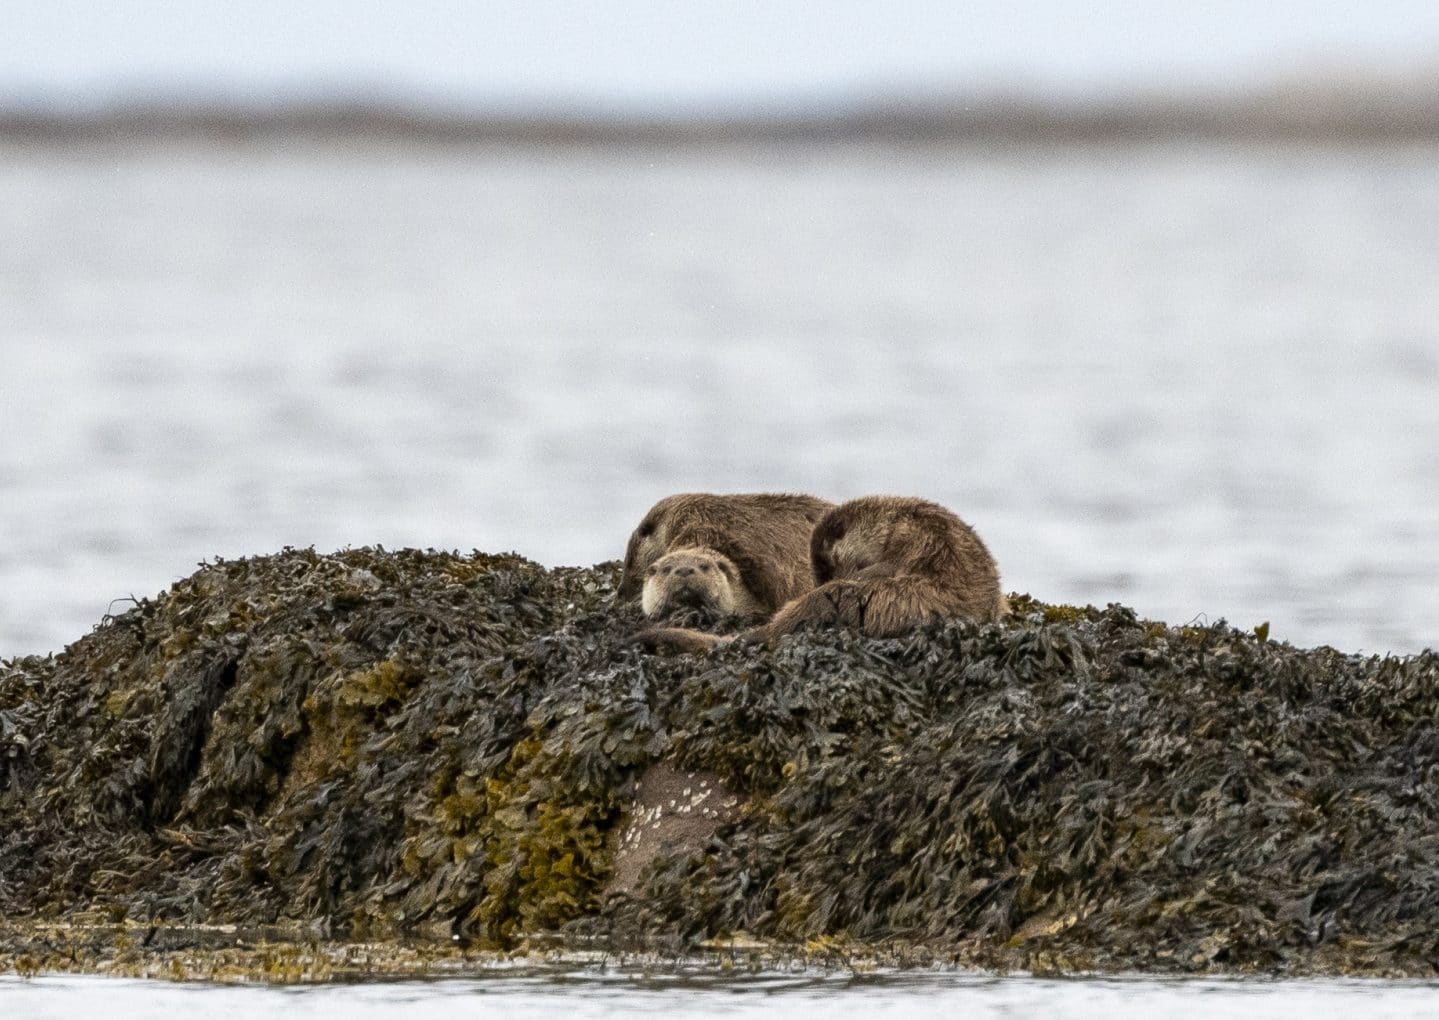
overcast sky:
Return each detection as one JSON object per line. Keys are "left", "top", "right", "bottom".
{"left": 5, "top": 0, "right": 1439, "bottom": 111}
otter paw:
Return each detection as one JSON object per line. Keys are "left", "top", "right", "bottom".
{"left": 630, "top": 627, "right": 723, "bottom": 654}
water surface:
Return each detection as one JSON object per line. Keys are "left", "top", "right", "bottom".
{"left": 2, "top": 140, "right": 1436, "bottom": 656}
{"left": 5, "top": 971, "right": 1439, "bottom": 1019}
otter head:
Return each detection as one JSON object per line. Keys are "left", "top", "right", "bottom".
{"left": 641, "top": 547, "right": 745, "bottom": 618}
{"left": 812, "top": 496, "right": 943, "bottom": 583}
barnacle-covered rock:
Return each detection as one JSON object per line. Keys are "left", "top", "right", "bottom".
{"left": 2, "top": 550, "right": 1438, "bottom": 978}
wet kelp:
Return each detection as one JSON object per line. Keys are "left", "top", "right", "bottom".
{"left": 3, "top": 547, "right": 1439, "bottom": 977}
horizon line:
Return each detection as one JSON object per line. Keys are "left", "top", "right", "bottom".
{"left": 5, "top": 84, "right": 1439, "bottom": 144}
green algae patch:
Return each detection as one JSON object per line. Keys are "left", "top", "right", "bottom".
{"left": 4, "top": 547, "right": 1439, "bottom": 979}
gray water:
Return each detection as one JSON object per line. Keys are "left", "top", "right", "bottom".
{"left": 2, "top": 140, "right": 1438, "bottom": 658}
{"left": 4, "top": 971, "right": 1439, "bottom": 1018}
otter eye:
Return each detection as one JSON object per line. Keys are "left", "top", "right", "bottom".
{"left": 646, "top": 565, "right": 658, "bottom": 576}
{"left": 637, "top": 522, "right": 656, "bottom": 538}
{"left": 700, "top": 562, "right": 712, "bottom": 572}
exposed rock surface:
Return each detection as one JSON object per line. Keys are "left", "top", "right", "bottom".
{"left": 2, "top": 547, "right": 1438, "bottom": 977}
{"left": 609, "top": 763, "right": 742, "bottom": 896}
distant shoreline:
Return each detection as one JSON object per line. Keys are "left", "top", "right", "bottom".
{"left": 4, "top": 91, "right": 1439, "bottom": 145}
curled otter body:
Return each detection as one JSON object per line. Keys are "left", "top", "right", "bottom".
{"left": 635, "top": 495, "right": 1007, "bottom": 652}
{"left": 617, "top": 492, "right": 834, "bottom": 618}
{"left": 640, "top": 547, "right": 759, "bottom": 620}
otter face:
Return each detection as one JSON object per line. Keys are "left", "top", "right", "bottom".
{"left": 641, "top": 547, "right": 741, "bottom": 618}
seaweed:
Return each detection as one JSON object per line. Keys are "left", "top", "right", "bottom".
{"left": 2, "top": 546, "right": 1438, "bottom": 978}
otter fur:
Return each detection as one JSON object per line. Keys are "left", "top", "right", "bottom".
{"left": 640, "top": 547, "right": 759, "bottom": 620}
{"left": 635, "top": 495, "right": 1007, "bottom": 653}
{"left": 617, "top": 492, "right": 834, "bottom": 618}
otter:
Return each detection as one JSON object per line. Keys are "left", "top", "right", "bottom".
{"left": 641, "top": 547, "right": 759, "bottom": 620}
{"left": 634, "top": 495, "right": 1007, "bottom": 653}
{"left": 617, "top": 493, "right": 835, "bottom": 619}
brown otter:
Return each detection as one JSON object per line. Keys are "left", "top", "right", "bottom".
{"left": 640, "top": 547, "right": 759, "bottom": 620}
{"left": 617, "top": 493, "right": 835, "bottom": 618}
{"left": 634, "top": 495, "right": 1008, "bottom": 653}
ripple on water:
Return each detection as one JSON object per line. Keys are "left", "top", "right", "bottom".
{"left": 2, "top": 143, "right": 1437, "bottom": 657}
{"left": 5, "top": 972, "right": 1439, "bottom": 1020}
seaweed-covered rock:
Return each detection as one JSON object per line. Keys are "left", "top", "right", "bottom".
{"left": 2, "top": 548, "right": 1438, "bottom": 976}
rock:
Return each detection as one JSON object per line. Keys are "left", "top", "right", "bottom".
{"left": 608, "top": 763, "right": 742, "bottom": 897}
{"left": 2, "top": 547, "right": 1438, "bottom": 976}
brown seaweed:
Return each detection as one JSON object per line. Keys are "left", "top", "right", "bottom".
{"left": 3, "top": 548, "right": 1438, "bottom": 978}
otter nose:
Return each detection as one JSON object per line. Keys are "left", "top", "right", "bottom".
{"left": 674, "top": 565, "right": 695, "bottom": 577}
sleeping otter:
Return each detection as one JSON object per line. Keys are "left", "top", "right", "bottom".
{"left": 617, "top": 492, "right": 834, "bottom": 619}
{"left": 634, "top": 495, "right": 1007, "bottom": 653}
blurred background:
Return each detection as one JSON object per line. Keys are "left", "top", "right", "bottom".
{"left": 2, "top": 1, "right": 1436, "bottom": 657}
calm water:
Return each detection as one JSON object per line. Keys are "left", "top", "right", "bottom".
{"left": 2, "top": 140, "right": 1437, "bottom": 657}
{"left": 4, "top": 972, "right": 1439, "bottom": 1019}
